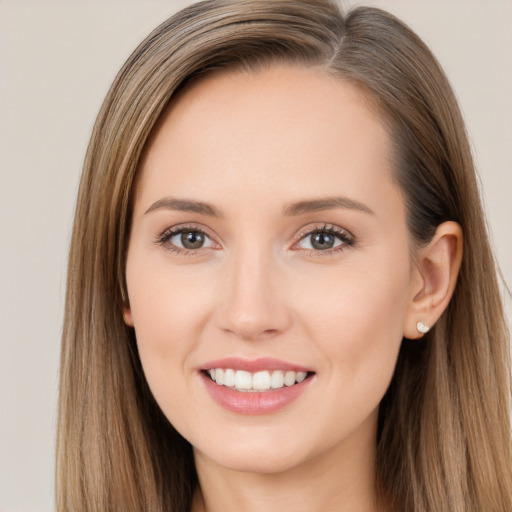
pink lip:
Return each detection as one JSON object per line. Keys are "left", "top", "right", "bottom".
{"left": 198, "top": 357, "right": 315, "bottom": 415}
{"left": 200, "top": 357, "right": 311, "bottom": 373}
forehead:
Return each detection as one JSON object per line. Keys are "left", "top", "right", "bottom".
{"left": 134, "top": 65, "right": 397, "bottom": 217}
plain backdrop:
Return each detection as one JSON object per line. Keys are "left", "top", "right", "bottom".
{"left": 0, "top": 1, "right": 511, "bottom": 511}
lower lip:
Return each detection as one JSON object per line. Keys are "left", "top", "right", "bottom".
{"left": 200, "top": 372, "right": 313, "bottom": 415}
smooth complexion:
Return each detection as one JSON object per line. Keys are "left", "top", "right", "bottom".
{"left": 124, "top": 66, "right": 462, "bottom": 512}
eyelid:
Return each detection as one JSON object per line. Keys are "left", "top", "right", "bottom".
{"left": 154, "top": 222, "right": 355, "bottom": 255}
{"left": 155, "top": 223, "right": 221, "bottom": 253}
{"left": 294, "top": 223, "right": 355, "bottom": 242}
{"left": 291, "top": 223, "right": 355, "bottom": 253}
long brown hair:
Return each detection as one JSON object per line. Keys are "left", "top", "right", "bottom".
{"left": 57, "top": 1, "right": 512, "bottom": 510}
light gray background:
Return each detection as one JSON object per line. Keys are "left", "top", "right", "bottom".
{"left": 1, "top": 1, "right": 510, "bottom": 511}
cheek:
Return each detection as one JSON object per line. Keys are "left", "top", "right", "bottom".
{"left": 127, "top": 250, "right": 212, "bottom": 333}
{"left": 125, "top": 253, "right": 214, "bottom": 387}
{"left": 125, "top": 259, "right": 219, "bottom": 437}
{"left": 299, "top": 257, "right": 410, "bottom": 383}
{"left": 287, "top": 259, "right": 410, "bottom": 451}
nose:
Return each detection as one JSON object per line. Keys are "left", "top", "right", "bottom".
{"left": 214, "top": 245, "right": 291, "bottom": 341}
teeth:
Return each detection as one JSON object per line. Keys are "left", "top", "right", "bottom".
{"left": 207, "top": 368, "right": 309, "bottom": 392}
{"left": 234, "top": 370, "right": 252, "bottom": 390}
{"left": 215, "top": 368, "right": 225, "bottom": 385}
{"left": 296, "top": 371, "right": 307, "bottom": 383}
{"left": 224, "top": 368, "right": 236, "bottom": 387}
{"left": 284, "top": 371, "right": 296, "bottom": 386}
{"left": 271, "top": 370, "right": 285, "bottom": 389}
{"left": 253, "top": 371, "right": 271, "bottom": 391}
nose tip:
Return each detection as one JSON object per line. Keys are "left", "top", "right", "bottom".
{"left": 215, "top": 255, "right": 290, "bottom": 341}
{"left": 224, "top": 320, "right": 279, "bottom": 341}
{"left": 222, "top": 314, "right": 282, "bottom": 341}
{"left": 218, "top": 287, "right": 289, "bottom": 341}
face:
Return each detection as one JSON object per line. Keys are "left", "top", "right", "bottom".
{"left": 124, "top": 65, "right": 418, "bottom": 475}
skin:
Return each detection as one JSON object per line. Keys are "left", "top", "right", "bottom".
{"left": 124, "top": 65, "right": 462, "bottom": 512}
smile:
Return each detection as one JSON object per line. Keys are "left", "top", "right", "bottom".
{"left": 199, "top": 358, "right": 315, "bottom": 414}
{"left": 206, "top": 368, "right": 308, "bottom": 392}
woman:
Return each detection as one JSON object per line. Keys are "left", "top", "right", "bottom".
{"left": 56, "top": 1, "right": 512, "bottom": 511}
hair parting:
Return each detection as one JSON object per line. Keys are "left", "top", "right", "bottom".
{"left": 57, "top": 2, "right": 512, "bottom": 511}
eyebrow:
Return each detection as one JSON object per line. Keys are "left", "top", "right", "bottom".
{"left": 283, "top": 196, "right": 375, "bottom": 216}
{"left": 144, "top": 195, "right": 374, "bottom": 218}
{"left": 144, "top": 197, "right": 223, "bottom": 217}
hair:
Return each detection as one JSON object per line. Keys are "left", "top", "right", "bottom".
{"left": 57, "top": 1, "right": 512, "bottom": 511}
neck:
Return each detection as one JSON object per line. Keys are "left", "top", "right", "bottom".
{"left": 191, "top": 416, "right": 381, "bottom": 512}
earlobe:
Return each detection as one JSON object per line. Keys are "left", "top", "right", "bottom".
{"left": 404, "top": 221, "right": 463, "bottom": 339}
{"left": 123, "top": 304, "right": 134, "bottom": 327}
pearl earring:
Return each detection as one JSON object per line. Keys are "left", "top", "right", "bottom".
{"left": 416, "top": 321, "right": 430, "bottom": 334}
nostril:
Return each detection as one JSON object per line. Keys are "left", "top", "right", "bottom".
{"left": 222, "top": 326, "right": 281, "bottom": 341}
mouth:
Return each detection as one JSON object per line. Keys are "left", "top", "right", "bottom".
{"left": 199, "top": 358, "right": 315, "bottom": 414}
{"left": 203, "top": 368, "right": 312, "bottom": 392}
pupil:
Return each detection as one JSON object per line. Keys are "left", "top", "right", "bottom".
{"left": 311, "top": 232, "right": 334, "bottom": 250}
{"left": 181, "top": 231, "right": 204, "bottom": 249}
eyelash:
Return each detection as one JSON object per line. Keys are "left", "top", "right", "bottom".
{"left": 155, "top": 223, "right": 355, "bottom": 256}
{"left": 155, "top": 224, "right": 216, "bottom": 256}
{"left": 293, "top": 224, "right": 355, "bottom": 256}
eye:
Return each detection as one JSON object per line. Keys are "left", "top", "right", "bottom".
{"left": 171, "top": 230, "right": 214, "bottom": 250}
{"left": 156, "top": 226, "right": 217, "bottom": 253}
{"left": 294, "top": 224, "right": 354, "bottom": 253}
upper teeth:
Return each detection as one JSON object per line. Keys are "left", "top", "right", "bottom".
{"left": 208, "top": 369, "right": 308, "bottom": 392}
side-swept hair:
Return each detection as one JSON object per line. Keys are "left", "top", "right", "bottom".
{"left": 57, "top": 1, "right": 512, "bottom": 511}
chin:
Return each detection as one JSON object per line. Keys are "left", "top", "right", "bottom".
{"left": 197, "top": 447, "right": 306, "bottom": 475}
{"left": 192, "top": 429, "right": 311, "bottom": 475}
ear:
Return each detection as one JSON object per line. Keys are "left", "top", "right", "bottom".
{"left": 403, "top": 221, "right": 463, "bottom": 339}
{"left": 123, "top": 303, "right": 134, "bottom": 327}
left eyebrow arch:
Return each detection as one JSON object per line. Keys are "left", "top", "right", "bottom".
{"left": 144, "top": 197, "right": 223, "bottom": 217}
{"left": 283, "top": 196, "right": 375, "bottom": 216}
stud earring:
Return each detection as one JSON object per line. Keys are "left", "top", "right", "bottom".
{"left": 416, "top": 321, "right": 430, "bottom": 334}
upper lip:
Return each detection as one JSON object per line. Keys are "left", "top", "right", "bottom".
{"left": 199, "top": 357, "right": 312, "bottom": 373}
